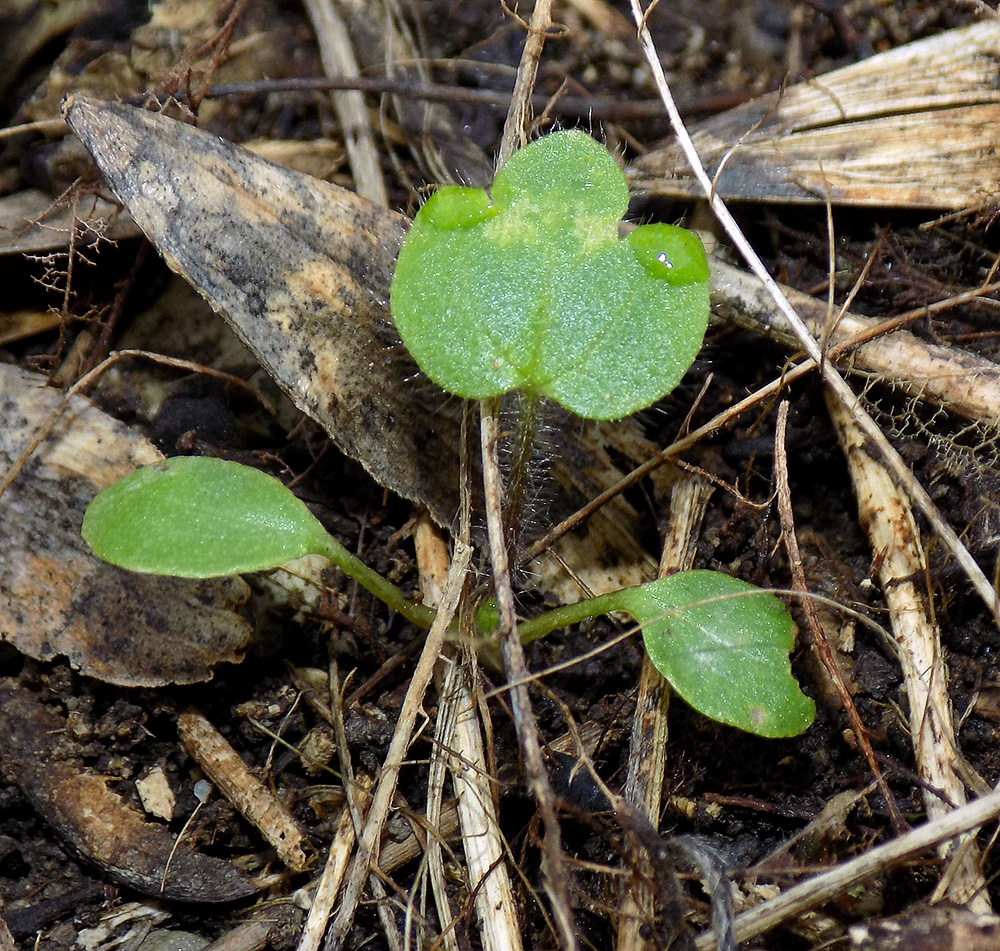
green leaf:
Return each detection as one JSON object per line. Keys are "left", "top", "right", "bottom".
{"left": 82, "top": 456, "right": 330, "bottom": 577}
{"left": 390, "top": 130, "right": 711, "bottom": 420}
{"left": 620, "top": 570, "right": 815, "bottom": 737}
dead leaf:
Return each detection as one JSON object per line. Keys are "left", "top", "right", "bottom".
{"left": 628, "top": 21, "right": 1000, "bottom": 209}
{"left": 0, "top": 364, "right": 253, "bottom": 686}
{"left": 63, "top": 95, "right": 466, "bottom": 529}
{"left": 849, "top": 903, "right": 1000, "bottom": 951}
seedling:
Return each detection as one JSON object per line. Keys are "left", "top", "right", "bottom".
{"left": 83, "top": 131, "right": 815, "bottom": 738}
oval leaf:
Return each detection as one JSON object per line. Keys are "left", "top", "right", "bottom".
{"left": 83, "top": 457, "right": 330, "bottom": 578}
{"left": 390, "top": 130, "right": 711, "bottom": 420}
{"left": 620, "top": 570, "right": 815, "bottom": 737}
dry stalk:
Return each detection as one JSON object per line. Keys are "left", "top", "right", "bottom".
{"left": 418, "top": 520, "right": 462, "bottom": 951}
{"left": 437, "top": 651, "right": 523, "bottom": 951}
{"left": 773, "top": 402, "right": 902, "bottom": 830}
{"left": 297, "top": 660, "right": 369, "bottom": 951}
{"left": 323, "top": 539, "right": 472, "bottom": 949}
{"left": 426, "top": 660, "right": 463, "bottom": 951}
{"left": 418, "top": 515, "right": 520, "bottom": 951}
{"left": 497, "top": 0, "right": 554, "bottom": 165}
{"left": 827, "top": 390, "right": 991, "bottom": 913}
{"left": 302, "top": 0, "right": 388, "bottom": 207}
{"left": 617, "top": 474, "right": 712, "bottom": 951}
{"left": 712, "top": 260, "right": 1000, "bottom": 426}
{"left": 694, "top": 786, "right": 1000, "bottom": 949}
{"left": 296, "top": 803, "right": 359, "bottom": 951}
{"left": 628, "top": 0, "right": 1000, "bottom": 626}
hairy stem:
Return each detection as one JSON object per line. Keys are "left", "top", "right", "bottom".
{"left": 502, "top": 390, "right": 542, "bottom": 559}
{"left": 481, "top": 396, "right": 578, "bottom": 951}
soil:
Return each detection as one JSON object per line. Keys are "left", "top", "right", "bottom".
{"left": 2, "top": 2, "right": 1000, "bottom": 950}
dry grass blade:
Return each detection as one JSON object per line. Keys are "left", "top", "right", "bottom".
{"left": 324, "top": 539, "right": 471, "bottom": 949}
{"left": 437, "top": 651, "right": 522, "bottom": 951}
{"left": 695, "top": 788, "right": 1000, "bottom": 949}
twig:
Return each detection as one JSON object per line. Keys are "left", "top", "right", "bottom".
{"left": 302, "top": 0, "right": 388, "bottom": 207}
{"left": 323, "top": 540, "right": 472, "bottom": 949}
{"left": 617, "top": 475, "right": 712, "bottom": 951}
{"left": 694, "top": 785, "right": 1000, "bottom": 949}
{"left": 297, "top": 804, "right": 358, "bottom": 951}
{"left": 0, "top": 350, "right": 271, "bottom": 502}
{"left": 628, "top": 0, "right": 1000, "bottom": 626}
{"left": 176, "top": 709, "right": 313, "bottom": 872}
{"left": 712, "top": 261, "right": 1000, "bottom": 425}
{"left": 497, "top": 0, "right": 555, "bottom": 165}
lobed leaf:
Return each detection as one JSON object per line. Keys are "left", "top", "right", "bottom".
{"left": 390, "top": 130, "right": 711, "bottom": 420}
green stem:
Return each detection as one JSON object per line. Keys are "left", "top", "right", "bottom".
{"left": 517, "top": 590, "right": 626, "bottom": 644}
{"left": 315, "top": 536, "right": 438, "bottom": 629}
{"left": 316, "top": 517, "right": 623, "bottom": 644}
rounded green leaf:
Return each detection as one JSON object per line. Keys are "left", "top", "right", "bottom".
{"left": 82, "top": 456, "right": 331, "bottom": 577}
{"left": 390, "top": 130, "right": 710, "bottom": 421}
{"left": 620, "top": 570, "right": 815, "bottom": 737}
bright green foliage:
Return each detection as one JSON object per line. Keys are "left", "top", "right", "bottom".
{"left": 83, "top": 458, "right": 813, "bottom": 736}
{"left": 82, "top": 457, "right": 438, "bottom": 627}
{"left": 624, "top": 571, "right": 815, "bottom": 737}
{"left": 82, "top": 456, "right": 331, "bottom": 577}
{"left": 390, "top": 130, "right": 711, "bottom": 420}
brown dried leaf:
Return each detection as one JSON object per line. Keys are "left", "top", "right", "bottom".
{"left": 0, "top": 364, "right": 253, "bottom": 686}
{"left": 63, "top": 95, "right": 465, "bottom": 528}
{"left": 849, "top": 904, "right": 1000, "bottom": 951}
{"left": 628, "top": 22, "right": 1000, "bottom": 209}
{"left": 0, "top": 680, "right": 257, "bottom": 903}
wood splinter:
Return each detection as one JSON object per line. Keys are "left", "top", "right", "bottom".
{"left": 178, "top": 709, "right": 314, "bottom": 873}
